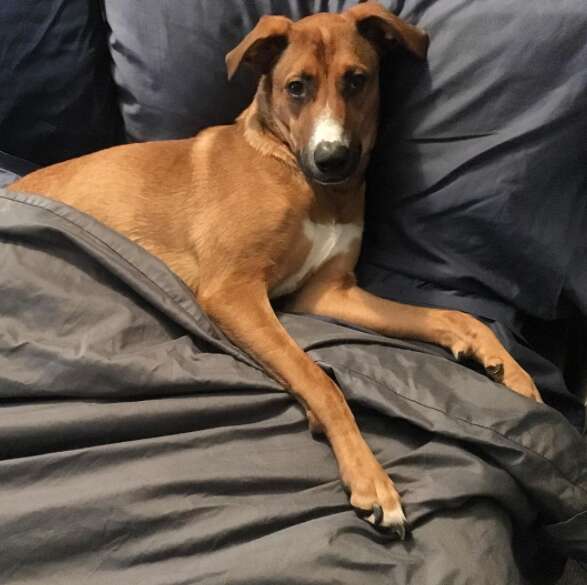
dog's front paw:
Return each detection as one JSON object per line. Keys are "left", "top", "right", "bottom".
{"left": 440, "top": 311, "right": 543, "bottom": 403}
{"left": 341, "top": 449, "right": 407, "bottom": 538}
{"left": 498, "top": 360, "right": 543, "bottom": 403}
{"left": 473, "top": 354, "right": 542, "bottom": 402}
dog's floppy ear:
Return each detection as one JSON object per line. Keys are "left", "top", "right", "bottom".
{"left": 226, "top": 15, "right": 292, "bottom": 80}
{"left": 347, "top": 1, "right": 429, "bottom": 59}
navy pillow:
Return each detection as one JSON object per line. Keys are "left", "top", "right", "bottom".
{"left": 0, "top": 0, "right": 122, "bottom": 166}
{"left": 357, "top": 0, "right": 587, "bottom": 325}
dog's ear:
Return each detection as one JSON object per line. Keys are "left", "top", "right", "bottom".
{"left": 226, "top": 15, "right": 292, "bottom": 80}
{"left": 347, "top": 1, "right": 429, "bottom": 59}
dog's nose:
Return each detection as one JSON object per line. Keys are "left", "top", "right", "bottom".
{"left": 313, "top": 141, "right": 351, "bottom": 175}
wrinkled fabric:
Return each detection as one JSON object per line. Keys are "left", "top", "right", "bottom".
{"left": 0, "top": 188, "right": 586, "bottom": 585}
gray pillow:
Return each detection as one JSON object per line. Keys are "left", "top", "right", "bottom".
{"left": 102, "top": 0, "right": 320, "bottom": 142}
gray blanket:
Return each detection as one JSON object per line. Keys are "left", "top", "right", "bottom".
{"left": 1, "top": 188, "right": 586, "bottom": 585}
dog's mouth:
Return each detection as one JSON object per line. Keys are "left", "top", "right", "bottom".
{"left": 298, "top": 143, "right": 362, "bottom": 187}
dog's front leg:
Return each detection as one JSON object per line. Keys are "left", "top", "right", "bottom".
{"left": 290, "top": 274, "right": 542, "bottom": 402}
{"left": 198, "top": 285, "right": 407, "bottom": 536}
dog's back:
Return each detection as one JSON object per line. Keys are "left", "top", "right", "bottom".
{"left": 13, "top": 136, "right": 195, "bottom": 229}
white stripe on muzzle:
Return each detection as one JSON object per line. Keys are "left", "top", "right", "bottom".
{"left": 309, "top": 110, "right": 349, "bottom": 152}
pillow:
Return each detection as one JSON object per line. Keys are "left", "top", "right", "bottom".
{"left": 357, "top": 0, "right": 587, "bottom": 325}
{"left": 102, "top": 0, "right": 316, "bottom": 142}
{"left": 0, "top": 0, "right": 122, "bottom": 166}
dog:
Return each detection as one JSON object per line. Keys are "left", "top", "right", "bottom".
{"left": 10, "top": 2, "right": 541, "bottom": 538}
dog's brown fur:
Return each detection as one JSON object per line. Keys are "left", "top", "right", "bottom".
{"left": 10, "top": 3, "right": 541, "bottom": 536}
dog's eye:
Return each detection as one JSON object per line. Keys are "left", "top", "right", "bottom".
{"left": 286, "top": 80, "right": 306, "bottom": 98}
{"left": 346, "top": 72, "right": 368, "bottom": 93}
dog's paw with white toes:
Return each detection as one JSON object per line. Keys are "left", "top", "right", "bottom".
{"left": 348, "top": 472, "right": 408, "bottom": 539}
{"left": 367, "top": 504, "right": 408, "bottom": 538}
{"left": 357, "top": 502, "right": 408, "bottom": 539}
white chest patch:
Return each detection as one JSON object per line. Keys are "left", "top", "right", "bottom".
{"left": 270, "top": 219, "right": 362, "bottom": 299}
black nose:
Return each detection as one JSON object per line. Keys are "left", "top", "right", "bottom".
{"left": 313, "top": 141, "right": 351, "bottom": 175}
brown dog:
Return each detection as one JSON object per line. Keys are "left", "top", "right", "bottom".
{"left": 10, "top": 3, "right": 541, "bottom": 537}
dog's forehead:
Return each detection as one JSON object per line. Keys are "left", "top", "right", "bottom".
{"left": 293, "top": 11, "right": 349, "bottom": 31}
{"left": 292, "top": 12, "right": 357, "bottom": 46}
{"left": 284, "top": 13, "right": 376, "bottom": 71}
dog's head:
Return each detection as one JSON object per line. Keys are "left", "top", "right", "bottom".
{"left": 226, "top": 2, "right": 428, "bottom": 186}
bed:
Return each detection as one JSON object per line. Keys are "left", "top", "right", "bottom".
{"left": 0, "top": 1, "right": 586, "bottom": 583}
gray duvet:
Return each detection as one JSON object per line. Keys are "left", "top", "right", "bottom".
{"left": 0, "top": 188, "right": 586, "bottom": 585}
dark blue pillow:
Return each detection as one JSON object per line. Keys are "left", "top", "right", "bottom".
{"left": 0, "top": 0, "right": 122, "bottom": 166}
{"left": 357, "top": 0, "right": 587, "bottom": 325}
